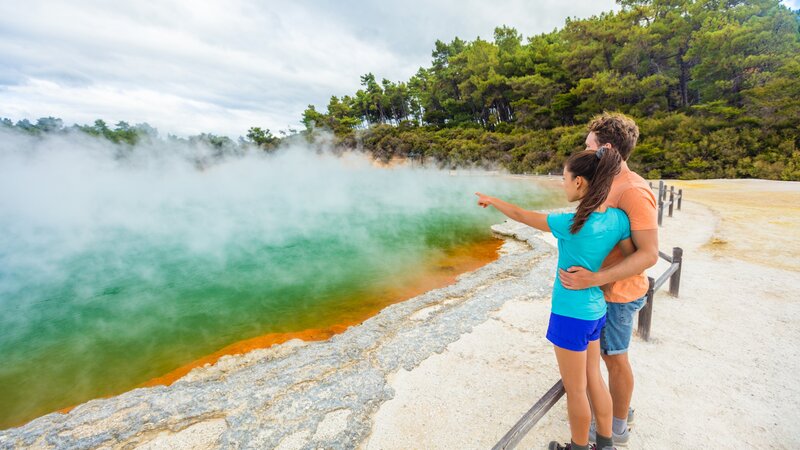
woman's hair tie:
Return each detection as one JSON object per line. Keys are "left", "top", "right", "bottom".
{"left": 596, "top": 147, "right": 606, "bottom": 159}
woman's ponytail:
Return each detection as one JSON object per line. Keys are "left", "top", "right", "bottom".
{"left": 565, "top": 146, "right": 622, "bottom": 234}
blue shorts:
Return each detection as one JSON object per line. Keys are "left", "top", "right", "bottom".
{"left": 546, "top": 313, "right": 606, "bottom": 352}
{"left": 600, "top": 295, "right": 647, "bottom": 355}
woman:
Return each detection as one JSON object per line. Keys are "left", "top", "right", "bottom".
{"left": 476, "top": 146, "right": 630, "bottom": 450}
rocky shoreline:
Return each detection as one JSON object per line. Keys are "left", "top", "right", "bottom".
{"left": 0, "top": 220, "right": 555, "bottom": 450}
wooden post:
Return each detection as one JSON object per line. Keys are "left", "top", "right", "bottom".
{"left": 669, "top": 247, "right": 683, "bottom": 297}
{"left": 677, "top": 189, "right": 683, "bottom": 210}
{"left": 668, "top": 187, "right": 675, "bottom": 217}
{"left": 657, "top": 181, "right": 664, "bottom": 227}
{"left": 637, "top": 277, "right": 655, "bottom": 341}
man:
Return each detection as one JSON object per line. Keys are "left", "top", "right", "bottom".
{"left": 559, "top": 112, "right": 659, "bottom": 445}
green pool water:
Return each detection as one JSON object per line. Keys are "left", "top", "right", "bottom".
{"left": 0, "top": 144, "right": 565, "bottom": 429}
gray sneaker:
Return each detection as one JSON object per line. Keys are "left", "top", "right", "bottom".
{"left": 589, "top": 407, "right": 635, "bottom": 445}
{"left": 547, "top": 442, "right": 613, "bottom": 450}
{"left": 588, "top": 421, "right": 630, "bottom": 446}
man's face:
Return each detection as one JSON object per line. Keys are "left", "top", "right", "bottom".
{"left": 585, "top": 132, "right": 601, "bottom": 151}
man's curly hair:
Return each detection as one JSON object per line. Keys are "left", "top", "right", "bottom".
{"left": 587, "top": 112, "right": 640, "bottom": 161}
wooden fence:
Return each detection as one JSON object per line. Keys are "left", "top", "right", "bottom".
{"left": 492, "top": 247, "right": 684, "bottom": 450}
{"left": 649, "top": 180, "right": 683, "bottom": 226}
{"left": 637, "top": 247, "right": 683, "bottom": 341}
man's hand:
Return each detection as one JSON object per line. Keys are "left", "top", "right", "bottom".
{"left": 559, "top": 266, "right": 600, "bottom": 290}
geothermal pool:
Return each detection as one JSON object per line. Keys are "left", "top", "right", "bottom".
{"left": 0, "top": 132, "right": 564, "bottom": 428}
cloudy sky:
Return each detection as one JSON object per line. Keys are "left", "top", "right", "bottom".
{"left": 1, "top": 0, "right": 797, "bottom": 138}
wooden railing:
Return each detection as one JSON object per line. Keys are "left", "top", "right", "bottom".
{"left": 649, "top": 180, "right": 683, "bottom": 226}
{"left": 493, "top": 248, "right": 684, "bottom": 449}
{"left": 636, "top": 247, "right": 683, "bottom": 341}
{"left": 492, "top": 381, "right": 566, "bottom": 450}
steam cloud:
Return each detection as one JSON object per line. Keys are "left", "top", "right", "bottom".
{"left": 0, "top": 128, "right": 560, "bottom": 427}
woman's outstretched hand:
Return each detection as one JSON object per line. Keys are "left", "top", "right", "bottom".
{"left": 475, "top": 192, "right": 493, "bottom": 208}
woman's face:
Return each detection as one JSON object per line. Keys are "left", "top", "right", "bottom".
{"left": 562, "top": 166, "right": 584, "bottom": 202}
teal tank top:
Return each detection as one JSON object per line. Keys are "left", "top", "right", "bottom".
{"left": 546, "top": 208, "right": 631, "bottom": 320}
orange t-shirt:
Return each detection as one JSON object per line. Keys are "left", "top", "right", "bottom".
{"left": 600, "top": 163, "right": 657, "bottom": 303}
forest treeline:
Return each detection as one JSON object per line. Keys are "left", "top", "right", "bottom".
{"left": 302, "top": 0, "right": 800, "bottom": 180}
{"left": 3, "top": 0, "right": 798, "bottom": 180}
{"left": 0, "top": 117, "right": 282, "bottom": 154}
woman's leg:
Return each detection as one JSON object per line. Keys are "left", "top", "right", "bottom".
{"left": 586, "top": 338, "right": 613, "bottom": 438}
{"left": 553, "top": 345, "right": 590, "bottom": 446}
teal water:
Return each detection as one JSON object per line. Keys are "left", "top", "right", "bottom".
{"left": 0, "top": 136, "right": 564, "bottom": 428}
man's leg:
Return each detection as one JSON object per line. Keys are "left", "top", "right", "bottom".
{"left": 599, "top": 296, "right": 646, "bottom": 427}
{"left": 602, "top": 352, "right": 634, "bottom": 420}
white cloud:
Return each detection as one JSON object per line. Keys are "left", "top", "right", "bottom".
{"left": 0, "top": 79, "right": 271, "bottom": 137}
{"left": 0, "top": 0, "right": 617, "bottom": 137}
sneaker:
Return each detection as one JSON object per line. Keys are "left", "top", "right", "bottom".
{"left": 547, "top": 442, "right": 613, "bottom": 450}
{"left": 547, "top": 442, "right": 598, "bottom": 450}
{"left": 588, "top": 406, "right": 635, "bottom": 443}
{"left": 588, "top": 421, "right": 630, "bottom": 445}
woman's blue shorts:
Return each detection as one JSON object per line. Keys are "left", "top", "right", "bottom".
{"left": 546, "top": 312, "right": 606, "bottom": 352}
